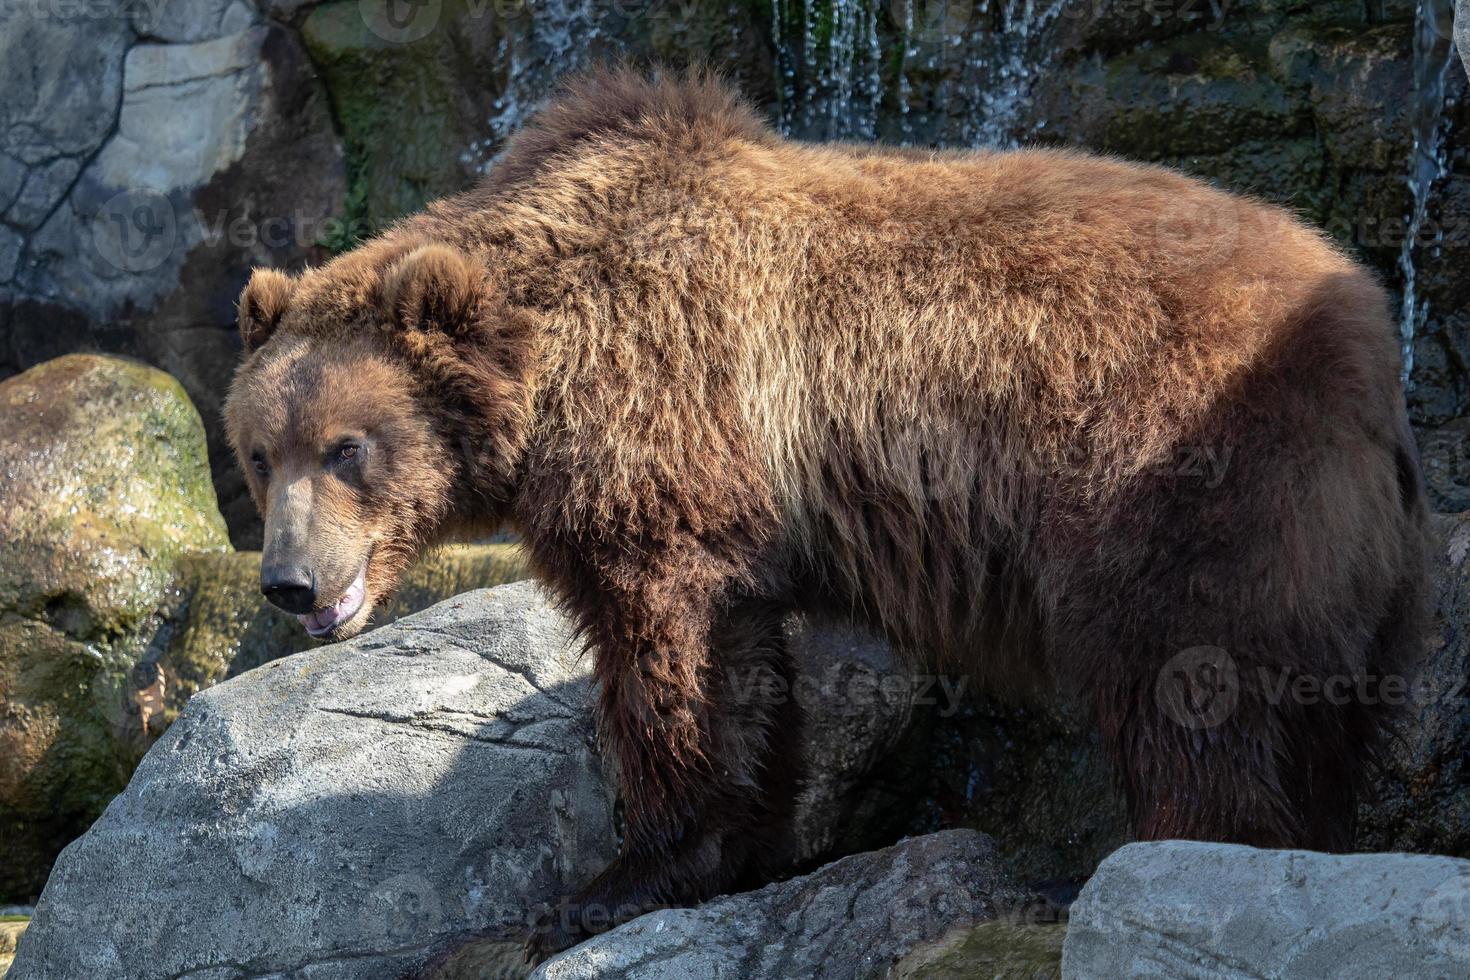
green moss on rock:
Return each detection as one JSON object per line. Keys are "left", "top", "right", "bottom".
{"left": 0, "top": 355, "right": 230, "bottom": 902}
{"left": 0, "top": 355, "right": 228, "bottom": 637}
{"left": 299, "top": 0, "right": 777, "bottom": 245}
{"left": 895, "top": 921, "right": 1066, "bottom": 979}
{"left": 301, "top": 0, "right": 470, "bottom": 242}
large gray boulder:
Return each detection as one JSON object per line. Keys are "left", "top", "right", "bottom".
{"left": 1062, "top": 840, "right": 1470, "bottom": 978}
{"left": 531, "top": 830, "right": 1028, "bottom": 980}
{"left": 1458, "top": 0, "right": 1470, "bottom": 82}
{"left": 9, "top": 582, "right": 917, "bottom": 979}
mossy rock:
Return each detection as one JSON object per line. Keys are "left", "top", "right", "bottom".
{"left": 301, "top": 0, "right": 476, "bottom": 241}
{"left": 0, "top": 355, "right": 231, "bottom": 902}
{"left": 894, "top": 921, "right": 1066, "bottom": 979}
{"left": 0, "top": 355, "right": 229, "bottom": 637}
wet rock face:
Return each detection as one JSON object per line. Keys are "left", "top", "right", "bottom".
{"left": 7, "top": 583, "right": 923, "bottom": 980}
{"left": 765, "top": 0, "right": 1469, "bottom": 457}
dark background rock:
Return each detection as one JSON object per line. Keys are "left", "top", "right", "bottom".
{"left": 1358, "top": 512, "right": 1470, "bottom": 854}
{"left": 1460, "top": 0, "right": 1470, "bottom": 79}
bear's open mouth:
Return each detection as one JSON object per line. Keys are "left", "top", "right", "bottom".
{"left": 298, "top": 562, "right": 367, "bottom": 637}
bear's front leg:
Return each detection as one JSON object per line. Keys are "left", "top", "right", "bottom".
{"left": 524, "top": 577, "right": 800, "bottom": 963}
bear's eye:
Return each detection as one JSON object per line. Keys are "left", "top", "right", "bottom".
{"left": 335, "top": 442, "right": 361, "bottom": 462}
{"left": 251, "top": 452, "right": 269, "bottom": 477}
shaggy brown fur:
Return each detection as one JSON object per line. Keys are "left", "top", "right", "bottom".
{"left": 225, "top": 69, "right": 1430, "bottom": 960}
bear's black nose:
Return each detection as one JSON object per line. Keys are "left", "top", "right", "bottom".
{"left": 261, "top": 566, "right": 316, "bottom": 615}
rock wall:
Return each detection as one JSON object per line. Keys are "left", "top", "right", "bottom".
{"left": 1460, "top": 0, "right": 1470, "bottom": 77}
{"left": 2, "top": 0, "right": 1467, "bottom": 539}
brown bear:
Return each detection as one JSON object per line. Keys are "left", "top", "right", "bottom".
{"left": 224, "top": 69, "right": 1430, "bottom": 959}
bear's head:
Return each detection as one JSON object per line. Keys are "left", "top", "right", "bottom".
{"left": 224, "top": 240, "right": 535, "bottom": 641}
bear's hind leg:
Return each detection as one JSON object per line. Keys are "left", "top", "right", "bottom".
{"left": 1091, "top": 629, "right": 1384, "bottom": 852}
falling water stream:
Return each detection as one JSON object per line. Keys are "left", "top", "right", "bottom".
{"left": 461, "top": 0, "right": 604, "bottom": 174}
{"left": 772, "top": 0, "right": 884, "bottom": 139}
{"left": 1397, "top": 0, "right": 1457, "bottom": 384}
{"left": 771, "top": 0, "right": 1067, "bottom": 146}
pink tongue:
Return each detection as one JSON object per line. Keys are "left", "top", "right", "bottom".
{"left": 298, "top": 607, "right": 340, "bottom": 633}
{"left": 298, "top": 568, "right": 366, "bottom": 635}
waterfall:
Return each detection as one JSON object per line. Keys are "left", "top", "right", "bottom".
{"left": 1397, "top": 0, "right": 1456, "bottom": 384}
{"left": 965, "top": 0, "right": 1070, "bottom": 147}
{"left": 771, "top": 0, "right": 1067, "bottom": 147}
{"left": 771, "top": 0, "right": 884, "bottom": 140}
{"left": 461, "top": 0, "right": 603, "bottom": 175}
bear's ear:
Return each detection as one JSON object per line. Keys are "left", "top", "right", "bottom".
{"left": 380, "top": 243, "right": 485, "bottom": 336}
{"left": 237, "top": 268, "right": 295, "bottom": 353}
